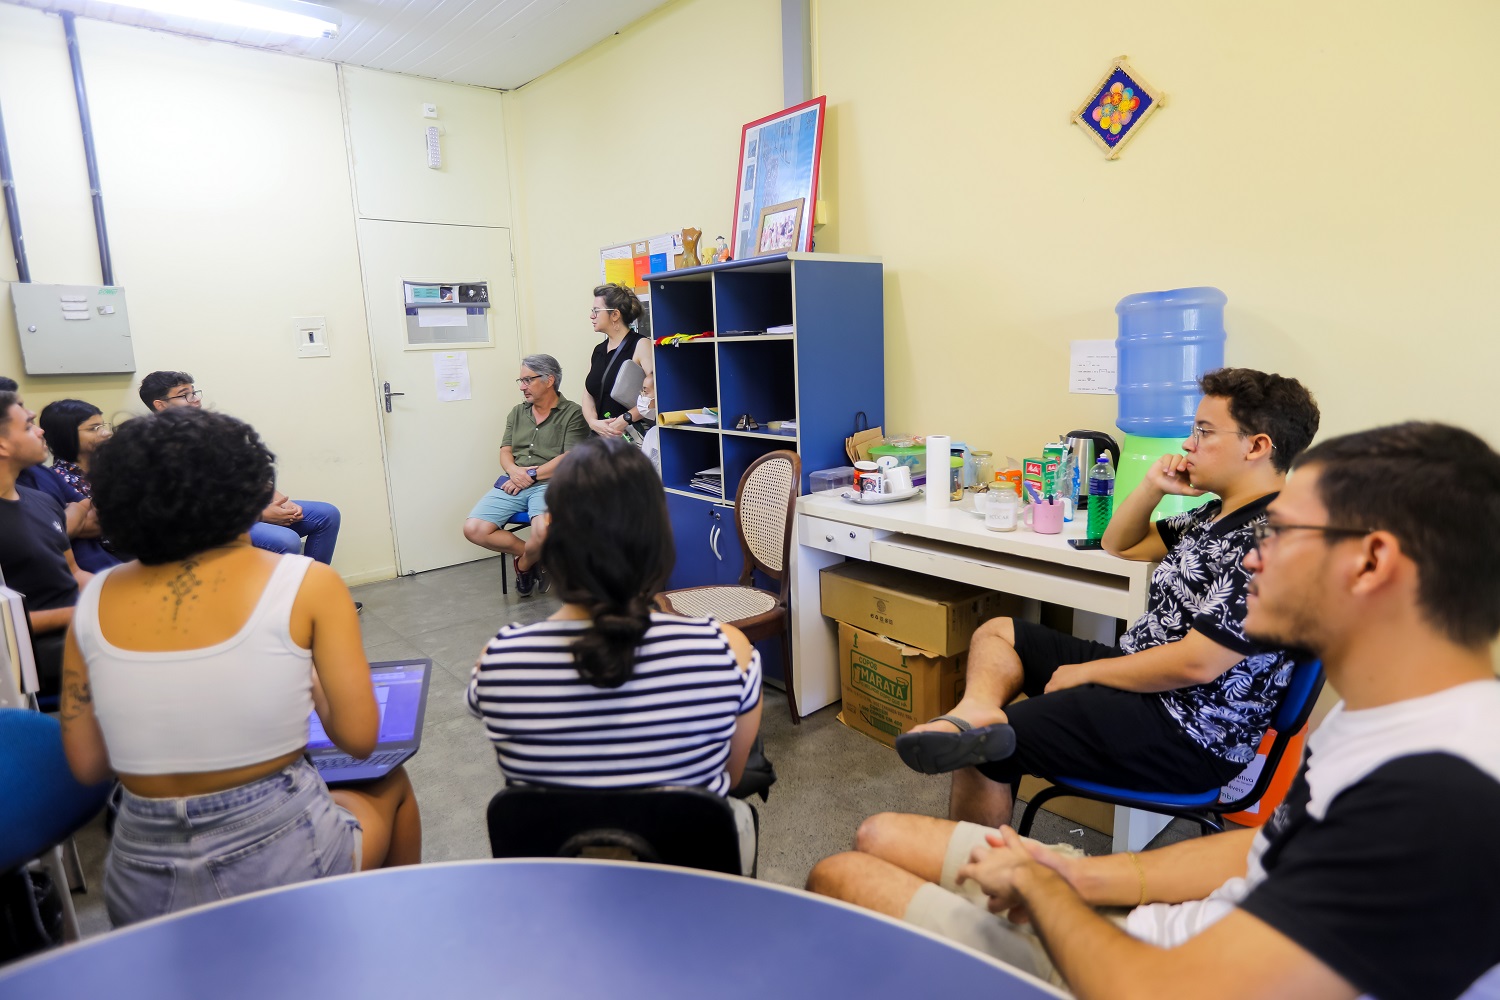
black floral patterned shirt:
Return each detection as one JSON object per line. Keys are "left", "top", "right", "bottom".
{"left": 1117, "top": 494, "right": 1294, "bottom": 764}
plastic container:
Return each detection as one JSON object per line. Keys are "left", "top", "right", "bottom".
{"left": 868, "top": 444, "right": 925, "bottom": 480}
{"left": 1115, "top": 434, "right": 1216, "bottom": 522}
{"left": 1086, "top": 456, "right": 1115, "bottom": 540}
{"left": 809, "top": 466, "right": 856, "bottom": 493}
{"left": 1115, "top": 287, "right": 1227, "bottom": 437}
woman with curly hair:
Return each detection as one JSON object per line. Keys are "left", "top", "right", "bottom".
{"left": 58, "top": 409, "right": 421, "bottom": 926}
{"left": 467, "top": 437, "right": 762, "bottom": 873}
{"left": 582, "top": 283, "right": 655, "bottom": 440}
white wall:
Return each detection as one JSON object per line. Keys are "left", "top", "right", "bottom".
{"left": 0, "top": 9, "right": 518, "bottom": 585}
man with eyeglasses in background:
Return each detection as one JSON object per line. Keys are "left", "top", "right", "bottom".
{"left": 816, "top": 370, "right": 1320, "bottom": 910}
{"left": 463, "top": 355, "right": 588, "bottom": 596}
{"left": 138, "top": 370, "right": 345, "bottom": 568}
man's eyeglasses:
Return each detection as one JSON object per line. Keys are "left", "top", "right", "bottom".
{"left": 1187, "top": 424, "right": 1246, "bottom": 445}
{"left": 516, "top": 375, "right": 549, "bottom": 387}
{"left": 590, "top": 307, "right": 616, "bottom": 317}
{"left": 166, "top": 389, "right": 203, "bottom": 402}
{"left": 1251, "top": 521, "right": 1372, "bottom": 549}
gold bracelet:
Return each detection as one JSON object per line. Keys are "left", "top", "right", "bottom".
{"left": 1126, "top": 851, "right": 1148, "bottom": 907}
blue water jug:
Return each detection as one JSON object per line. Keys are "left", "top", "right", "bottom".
{"left": 1115, "top": 287, "right": 1227, "bottom": 437}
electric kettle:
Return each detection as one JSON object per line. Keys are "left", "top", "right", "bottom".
{"left": 1063, "top": 429, "right": 1121, "bottom": 509}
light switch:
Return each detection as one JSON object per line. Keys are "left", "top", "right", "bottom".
{"left": 293, "top": 316, "right": 329, "bottom": 358}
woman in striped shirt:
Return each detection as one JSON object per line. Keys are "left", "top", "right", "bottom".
{"left": 467, "top": 438, "right": 762, "bottom": 864}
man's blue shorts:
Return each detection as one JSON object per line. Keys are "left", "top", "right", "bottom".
{"left": 468, "top": 481, "right": 548, "bottom": 526}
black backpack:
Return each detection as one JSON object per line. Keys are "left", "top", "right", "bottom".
{"left": 0, "top": 867, "right": 63, "bottom": 965}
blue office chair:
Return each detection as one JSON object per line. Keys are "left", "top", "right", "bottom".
{"left": 0, "top": 708, "right": 114, "bottom": 947}
{"left": 498, "top": 512, "right": 531, "bottom": 596}
{"left": 1016, "top": 658, "right": 1325, "bottom": 839}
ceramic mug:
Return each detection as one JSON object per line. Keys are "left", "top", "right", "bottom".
{"left": 1024, "top": 497, "right": 1065, "bottom": 534}
{"left": 885, "top": 466, "right": 913, "bottom": 492}
{"left": 854, "top": 460, "right": 884, "bottom": 495}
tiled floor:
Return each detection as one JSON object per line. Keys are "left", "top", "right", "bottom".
{"left": 66, "top": 556, "right": 1198, "bottom": 935}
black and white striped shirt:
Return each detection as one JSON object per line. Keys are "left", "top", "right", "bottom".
{"left": 466, "top": 613, "right": 762, "bottom": 795}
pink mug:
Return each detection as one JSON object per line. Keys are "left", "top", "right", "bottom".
{"left": 1024, "top": 498, "right": 1065, "bottom": 534}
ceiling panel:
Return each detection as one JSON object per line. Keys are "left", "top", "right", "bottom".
{"left": 5, "top": 0, "right": 673, "bottom": 90}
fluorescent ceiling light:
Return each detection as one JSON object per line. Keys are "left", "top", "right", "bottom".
{"left": 91, "top": 0, "right": 341, "bottom": 38}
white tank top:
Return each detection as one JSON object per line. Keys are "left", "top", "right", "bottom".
{"left": 74, "top": 555, "right": 316, "bottom": 775}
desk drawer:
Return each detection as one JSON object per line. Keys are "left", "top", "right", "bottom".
{"left": 800, "top": 515, "right": 876, "bottom": 559}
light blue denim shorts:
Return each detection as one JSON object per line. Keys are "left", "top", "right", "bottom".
{"left": 105, "top": 757, "right": 361, "bottom": 927}
{"left": 467, "top": 481, "right": 548, "bottom": 526}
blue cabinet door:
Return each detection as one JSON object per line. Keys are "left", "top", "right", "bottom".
{"left": 665, "top": 493, "right": 742, "bottom": 591}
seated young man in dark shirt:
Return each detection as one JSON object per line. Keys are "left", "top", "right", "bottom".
{"left": 810, "top": 422, "right": 1500, "bottom": 999}
{"left": 0, "top": 390, "right": 90, "bottom": 692}
{"left": 892, "top": 368, "right": 1321, "bottom": 834}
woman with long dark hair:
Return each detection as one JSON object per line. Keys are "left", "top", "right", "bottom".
{"left": 59, "top": 409, "right": 421, "bottom": 926}
{"left": 581, "top": 283, "right": 655, "bottom": 440}
{"left": 467, "top": 437, "right": 761, "bottom": 869}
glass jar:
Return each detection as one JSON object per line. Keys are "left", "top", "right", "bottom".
{"left": 972, "top": 450, "right": 994, "bottom": 489}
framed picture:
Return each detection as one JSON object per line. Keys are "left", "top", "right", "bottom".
{"left": 1072, "top": 57, "right": 1164, "bottom": 160}
{"left": 753, "top": 199, "right": 805, "bottom": 257}
{"left": 730, "top": 96, "right": 826, "bottom": 260}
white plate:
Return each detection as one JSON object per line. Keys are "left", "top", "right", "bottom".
{"left": 839, "top": 487, "right": 924, "bottom": 505}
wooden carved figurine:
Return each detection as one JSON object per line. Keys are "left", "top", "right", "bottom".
{"left": 676, "top": 228, "right": 701, "bottom": 269}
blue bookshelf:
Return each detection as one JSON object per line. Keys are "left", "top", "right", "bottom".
{"left": 648, "top": 252, "right": 885, "bottom": 604}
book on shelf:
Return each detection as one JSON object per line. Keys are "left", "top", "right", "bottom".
{"left": 689, "top": 465, "right": 723, "bottom": 497}
{"left": 1, "top": 587, "right": 38, "bottom": 696}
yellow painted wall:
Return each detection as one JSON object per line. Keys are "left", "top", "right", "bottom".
{"left": 815, "top": 0, "right": 1500, "bottom": 453}
{"left": 508, "top": 0, "right": 1500, "bottom": 461}
{"left": 503, "top": 0, "right": 783, "bottom": 394}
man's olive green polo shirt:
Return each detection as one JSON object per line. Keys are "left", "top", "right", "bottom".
{"left": 503, "top": 393, "right": 590, "bottom": 467}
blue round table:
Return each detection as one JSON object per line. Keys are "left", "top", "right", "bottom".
{"left": 0, "top": 859, "right": 1064, "bottom": 998}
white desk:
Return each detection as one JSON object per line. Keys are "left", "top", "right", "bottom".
{"left": 790, "top": 491, "right": 1169, "bottom": 851}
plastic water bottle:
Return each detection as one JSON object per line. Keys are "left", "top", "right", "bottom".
{"left": 1087, "top": 455, "right": 1115, "bottom": 540}
{"left": 1115, "top": 287, "right": 1227, "bottom": 437}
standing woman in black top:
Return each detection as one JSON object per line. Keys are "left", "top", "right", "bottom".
{"left": 581, "top": 283, "right": 654, "bottom": 440}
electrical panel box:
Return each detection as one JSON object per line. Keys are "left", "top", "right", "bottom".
{"left": 10, "top": 282, "right": 136, "bottom": 375}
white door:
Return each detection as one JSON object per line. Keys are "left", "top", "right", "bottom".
{"left": 357, "top": 219, "right": 521, "bottom": 574}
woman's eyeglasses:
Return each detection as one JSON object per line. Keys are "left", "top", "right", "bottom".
{"left": 590, "top": 307, "right": 616, "bottom": 318}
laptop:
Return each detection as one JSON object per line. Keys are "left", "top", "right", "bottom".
{"left": 307, "top": 659, "right": 433, "bottom": 786}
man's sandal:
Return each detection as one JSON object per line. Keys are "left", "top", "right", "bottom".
{"left": 894, "top": 715, "right": 1017, "bottom": 775}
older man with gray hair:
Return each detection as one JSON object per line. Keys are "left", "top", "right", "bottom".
{"left": 463, "top": 354, "right": 589, "bottom": 595}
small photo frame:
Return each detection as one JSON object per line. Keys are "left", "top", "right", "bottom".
{"left": 754, "top": 199, "right": 805, "bottom": 257}
{"left": 1072, "top": 57, "right": 1164, "bottom": 159}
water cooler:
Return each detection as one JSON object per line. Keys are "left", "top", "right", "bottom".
{"left": 1114, "top": 286, "right": 1226, "bottom": 520}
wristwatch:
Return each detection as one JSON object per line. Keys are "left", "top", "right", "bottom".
{"left": 526, "top": 467, "right": 538, "bottom": 480}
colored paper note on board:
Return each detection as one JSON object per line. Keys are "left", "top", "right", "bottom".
{"left": 603, "top": 257, "right": 634, "bottom": 289}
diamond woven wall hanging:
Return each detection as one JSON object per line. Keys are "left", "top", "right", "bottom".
{"left": 1072, "top": 57, "right": 1165, "bottom": 159}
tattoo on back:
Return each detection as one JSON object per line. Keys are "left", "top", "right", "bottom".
{"left": 162, "top": 557, "right": 203, "bottom": 623}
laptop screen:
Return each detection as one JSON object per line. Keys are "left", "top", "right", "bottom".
{"left": 306, "top": 662, "right": 429, "bottom": 751}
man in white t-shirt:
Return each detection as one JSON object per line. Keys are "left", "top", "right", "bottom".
{"left": 808, "top": 422, "right": 1500, "bottom": 999}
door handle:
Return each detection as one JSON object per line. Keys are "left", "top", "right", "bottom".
{"left": 383, "top": 381, "right": 406, "bottom": 413}
{"left": 710, "top": 524, "right": 722, "bottom": 561}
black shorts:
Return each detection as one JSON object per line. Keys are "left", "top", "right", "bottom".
{"left": 977, "top": 621, "right": 1243, "bottom": 794}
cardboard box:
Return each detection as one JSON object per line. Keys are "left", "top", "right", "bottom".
{"left": 836, "top": 622, "right": 966, "bottom": 747}
{"left": 820, "top": 562, "right": 1007, "bottom": 657}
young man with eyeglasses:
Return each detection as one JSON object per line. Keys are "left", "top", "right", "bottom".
{"left": 812, "top": 422, "right": 1500, "bottom": 998}
{"left": 463, "top": 355, "right": 589, "bottom": 596}
{"left": 138, "top": 370, "right": 345, "bottom": 567}
{"left": 815, "top": 370, "right": 1320, "bottom": 914}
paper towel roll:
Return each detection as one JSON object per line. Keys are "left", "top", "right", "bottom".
{"left": 925, "top": 435, "right": 951, "bottom": 510}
